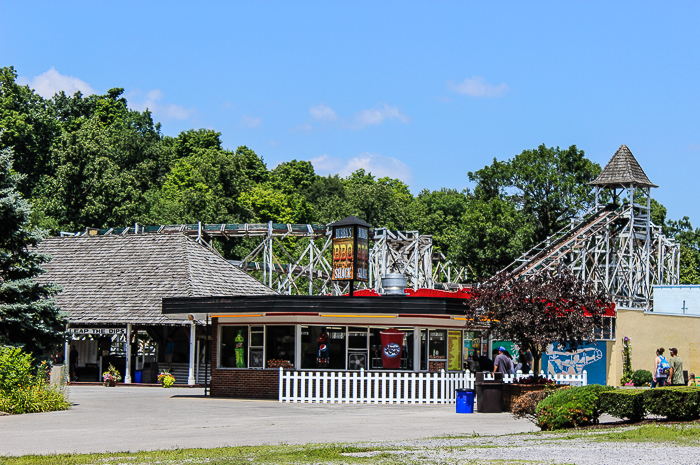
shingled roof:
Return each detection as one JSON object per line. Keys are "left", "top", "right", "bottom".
{"left": 588, "top": 145, "right": 657, "bottom": 188}
{"left": 36, "top": 234, "right": 276, "bottom": 325}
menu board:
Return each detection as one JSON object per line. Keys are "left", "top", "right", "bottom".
{"left": 332, "top": 226, "right": 354, "bottom": 280}
{"left": 355, "top": 226, "right": 369, "bottom": 281}
{"left": 447, "top": 331, "right": 462, "bottom": 371}
{"left": 332, "top": 225, "right": 369, "bottom": 282}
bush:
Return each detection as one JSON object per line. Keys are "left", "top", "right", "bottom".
{"left": 536, "top": 384, "right": 615, "bottom": 430}
{"left": 631, "top": 369, "right": 653, "bottom": 387}
{"left": 599, "top": 390, "right": 646, "bottom": 422}
{"left": 643, "top": 387, "right": 700, "bottom": 420}
{"left": 0, "top": 346, "right": 71, "bottom": 414}
{"left": 0, "top": 347, "right": 34, "bottom": 394}
{"left": 512, "top": 388, "right": 554, "bottom": 423}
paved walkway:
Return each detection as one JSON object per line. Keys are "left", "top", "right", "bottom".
{"left": 0, "top": 385, "right": 537, "bottom": 456}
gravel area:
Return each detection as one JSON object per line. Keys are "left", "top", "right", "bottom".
{"left": 351, "top": 427, "right": 700, "bottom": 464}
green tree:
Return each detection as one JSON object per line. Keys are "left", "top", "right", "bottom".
{"left": 456, "top": 196, "right": 535, "bottom": 279}
{"left": 666, "top": 217, "right": 700, "bottom": 284}
{"left": 469, "top": 144, "right": 601, "bottom": 244}
{"left": 271, "top": 159, "right": 317, "bottom": 195}
{"left": 411, "top": 188, "right": 469, "bottom": 261}
{"left": 0, "top": 67, "right": 58, "bottom": 198}
{"left": 32, "top": 118, "right": 149, "bottom": 232}
{"left": 343, "top": 169, "right": 414, "bottom": 230}
{"left": 0, "top": 145, "right": 64, "bottom": 357}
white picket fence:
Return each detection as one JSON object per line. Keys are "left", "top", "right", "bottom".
{"left": 278, "top": 368, "right": 587, "bottom": 404}
{"left": 504, "top": 370, "right": 588, "bottom": 386}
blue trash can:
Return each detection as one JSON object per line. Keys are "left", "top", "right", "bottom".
{"left": 456, "top": 388, "right": 475, "bottom": 413}
{"left": 134, "top": 370, "right": 143, "bottom": 383}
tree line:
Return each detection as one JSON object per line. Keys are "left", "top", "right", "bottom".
{"left": 2, "top": 65, "right": 699, "bottom": 282}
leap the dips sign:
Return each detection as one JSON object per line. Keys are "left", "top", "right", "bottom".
{"left": 331, "top": 216, "right": 370, "bottom": 282}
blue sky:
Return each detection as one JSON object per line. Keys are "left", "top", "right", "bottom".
{"left": 2, "top": 2, "right": 700, "bottom": 224}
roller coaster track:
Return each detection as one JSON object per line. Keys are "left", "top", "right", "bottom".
{"left": 501, "top": 204, "right": 625, "bottom": 280}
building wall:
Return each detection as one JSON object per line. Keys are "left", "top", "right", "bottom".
{"left": 608, "top": 308, "right": 700, "bottom": 385}
{"left": 653, "top": 285, "right": 700, "bottom": 315}
{"left": 211, "top": 317, "right": 279, "bottom": 399}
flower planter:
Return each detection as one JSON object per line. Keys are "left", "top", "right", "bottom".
{"left": 502, "top": 384, "right": 546, "bottom": 412}
{"left": 104, "top": 380, "right": 117, "bottom": 387}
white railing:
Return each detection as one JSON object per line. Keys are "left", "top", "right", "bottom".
{"left": 278, "top": 368, "right": 588, "bottom": 404}
{"left": 279, "top": 368, "right": 475, "bottom": 404}
{"left": 503, "top": 370, "right": 588, "bottom": 386}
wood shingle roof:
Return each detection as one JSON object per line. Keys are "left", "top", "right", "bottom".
{"left": 588, "top": 145, "right": 657, "bottom": 188}
{"left": 36, "top": 234, "right": 276, "bottom": 325}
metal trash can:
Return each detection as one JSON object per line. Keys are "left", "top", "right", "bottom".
{"left": 475, "top": 372, "right": 503, "bottom": 413}
{"left": 455, "top": 388, "right": 475, "bottom": 413}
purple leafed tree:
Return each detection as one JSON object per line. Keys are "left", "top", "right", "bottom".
{"left": 467, "top": 268, "right": 613, "bottom": 376}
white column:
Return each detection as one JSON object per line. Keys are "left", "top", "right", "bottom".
{"left": 413, "top": 327, "right": 421, "bottom": 372}
{"left": 125, "top": 324, "right": 132, "bottom": 384}
{"left": 294, "top": 325, "right": 302, "bottom": 369}
{"left": 64, "top": 339, "right": 70, "bottom": 382}
{"left": 188, "top": 321, "right": 196, "bottom": 386}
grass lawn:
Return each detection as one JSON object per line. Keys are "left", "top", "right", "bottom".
{"left": 3, "top": 424, "right": 700, "bottom": 465}
{"left": 0, "top": 443, "right": 539, "bottom": 465}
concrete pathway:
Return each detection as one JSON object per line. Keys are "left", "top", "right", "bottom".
{"left": 0, "top": 385, "right": 537, "bottom": 456}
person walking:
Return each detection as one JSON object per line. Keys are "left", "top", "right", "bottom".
{"left": 652, "top": 347, "right": 670, "bottom": 388}
{"left": 669, "top": 348, "right": 685, "bottom": 386}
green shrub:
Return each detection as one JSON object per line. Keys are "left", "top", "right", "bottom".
{"left": 0, "top": 347, "right": 71, "bottom": 414}
{"left": 643, "top": 387, "right": 700, "bottom": 420}
{"left": 599, "top": 390, "right": 646, "bottom": 422}
{"left": 631, "top": 369, "right": 653, "bottom": 387}
{"left": 0, "top": 346, "right": 34, "bottom": 394}
{"left": 536, "top": 384, "right": 615, "bottom": 430}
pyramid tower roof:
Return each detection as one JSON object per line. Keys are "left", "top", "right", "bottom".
{"left": 588, "top": 145, "right": 657, "bottom": 188}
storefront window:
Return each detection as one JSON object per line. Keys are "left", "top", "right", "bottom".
{"left": 249, "top": 326, "right": 264, "bottom": 368}
{"left": 347, "top": 326, "right": 368, "bottom": 370}
{"left": 219, "top": 326, "right": 248, "bottom": 368}
{"left": 301, "top": 326, "right": 346, "bottom": 369}
{"left": 265, "top": 326, "right": 295, "bottom": 368}
{"left": 369, "top": 327, "right": 414, "bottom": 370}
{"left": 428, "top": 329, "right": 446, "bottom": 371}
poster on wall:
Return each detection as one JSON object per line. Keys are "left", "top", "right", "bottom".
{"left": 249, "top": 350, "right": 263, "bottom": 368}
{"left": 541, "top": 342, "right": 607, "bottom": 385}
{"left": 447, "top": 331, "right": 462, "bottom": 371}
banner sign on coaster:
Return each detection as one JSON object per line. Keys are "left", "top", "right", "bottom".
{"left": 67, "top": 327, "right": 127, "bottom": 335}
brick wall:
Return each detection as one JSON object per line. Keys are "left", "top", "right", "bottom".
{"left": 211, "top": 317, "right": 280, "bottom": 399}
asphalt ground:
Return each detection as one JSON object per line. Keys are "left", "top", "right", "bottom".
{"left": 0, "top": 385, "right": 537, "bottom": 456}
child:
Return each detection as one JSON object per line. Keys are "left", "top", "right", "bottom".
{"left": 688, "top": 373, "right": 697, "bottom": 387}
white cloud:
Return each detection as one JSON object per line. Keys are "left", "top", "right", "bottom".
{"left": 310, "top": 153, "right": 412, "bottom": 183}
{"left": 447, "top": 76, "right": 509, "bottom": 97}
{"left": 240, "top": 115, "right": 262, "bottom": 128}
{"left": 353, "top": 104, "right": 410, "bottom": 129}
{"left": 309, "top": 104, "right": 338, "bottom": 121}
{"left": 290, "top": 122, "right": 313, "bottom": 133}
{"left": 17, "top": 67, "right": 96, "bottom": 98}
{"left": 128, "top": 89, "right": 194, "bottom": 120}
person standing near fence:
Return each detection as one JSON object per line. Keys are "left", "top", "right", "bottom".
{"left": 493, "top": 346, "right": 511, "bottom": 374}
{"left": 669, "top": 348, "right": 685, "bottom": 386}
